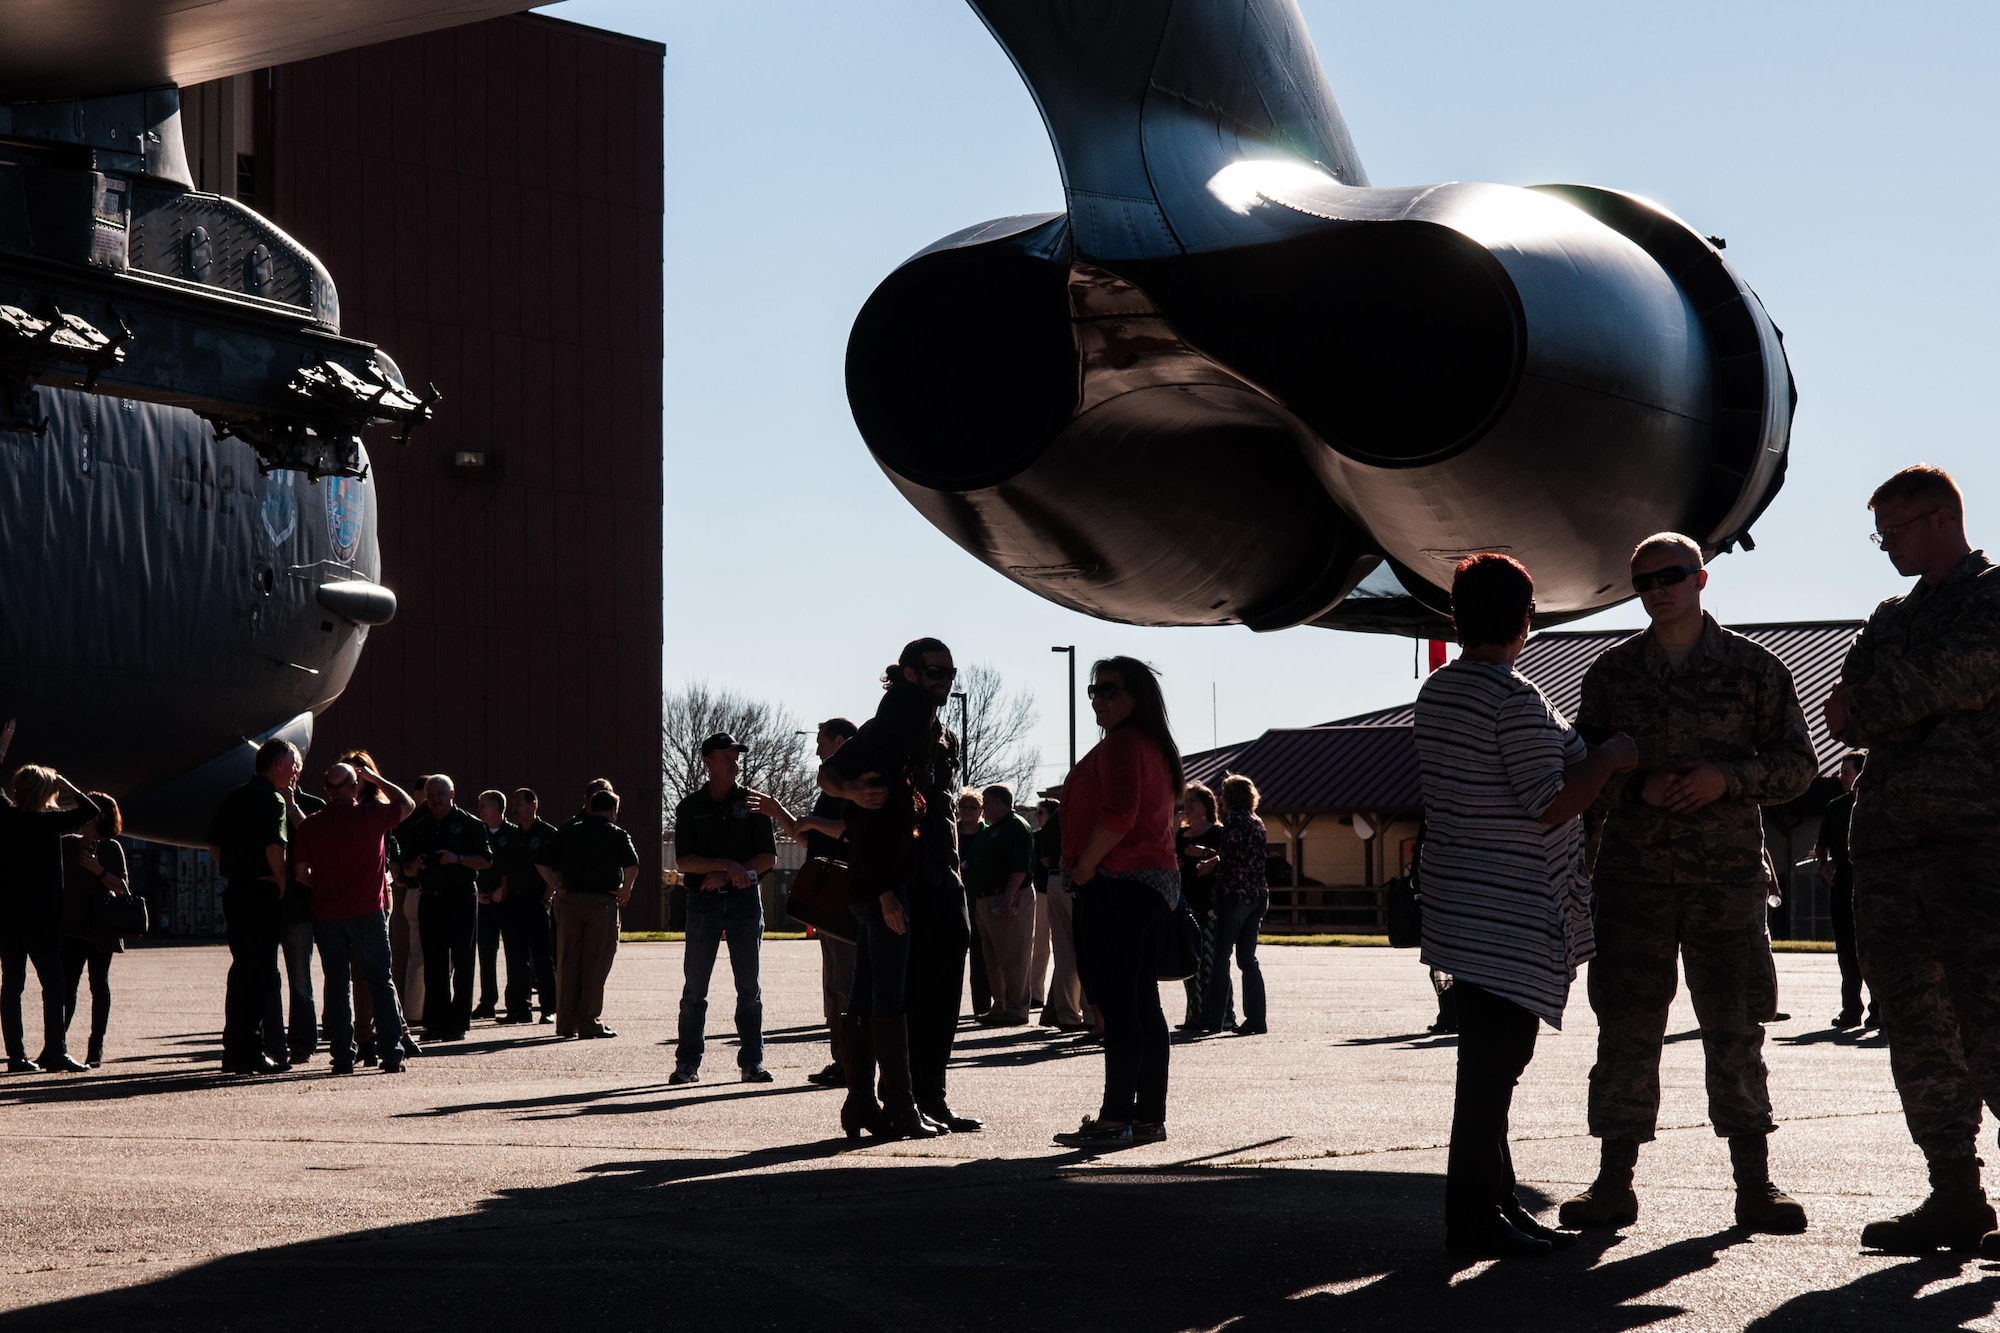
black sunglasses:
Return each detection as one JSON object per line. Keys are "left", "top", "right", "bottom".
{"left": 1086, "top": 682, "right": 1124, "bottom": 700}
{"left": 1631, "top": 565, "right": 1698, "bottom": 594}
{"left": 921, "top": 665, "right": 957, "bottom": 682}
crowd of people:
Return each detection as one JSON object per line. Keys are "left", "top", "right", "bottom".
{"left": 2, "top": 462, "right": 1994, "bottom": 1267}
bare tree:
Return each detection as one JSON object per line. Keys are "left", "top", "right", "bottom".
{"left": 663, "top": 681, "right": 817, "bottom": 821}
{"left": 952, "top": 662, "right": 1042, "bottom": 798}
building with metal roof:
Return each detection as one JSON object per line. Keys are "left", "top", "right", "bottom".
{"left": 1182, "top": 619, "right": 1863, "bottom": 935}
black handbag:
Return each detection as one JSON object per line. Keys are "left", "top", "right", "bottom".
{"left": 1386, "top": 873, "right": 1422, "bottom": 948}
{"left": 785, "top": 857, "right": 860, "bottom": 944}
{"left": 92, "top": 891, "right": 150, "bottom": 939}
{"left": 1155, "top": 899, "right": 1204, "bottom": 982}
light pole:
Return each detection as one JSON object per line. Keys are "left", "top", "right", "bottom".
{"left": 951, "top": 689, "right": 969, "bottom": 782}
{"left": 1051, "top": 644, "right": 1076, "bottom": 772}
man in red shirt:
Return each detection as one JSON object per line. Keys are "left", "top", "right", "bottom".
{"left": 294, "top": 761, "right": 418, "bottom": 1074}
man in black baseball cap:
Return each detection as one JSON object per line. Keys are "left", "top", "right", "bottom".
{"left": 670, "top": 731, "right": 776, "bottom": 1084}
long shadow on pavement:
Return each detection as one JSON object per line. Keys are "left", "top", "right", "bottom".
{"left": 3, "top": 1145, "right": 1973, "bottom": 1333}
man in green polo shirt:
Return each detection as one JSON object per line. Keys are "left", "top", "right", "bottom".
{"left": 670, "top": 733, "right": 778, "bottom": 1084}
{"left": 970, "top": 785, "right": 1036, "bottom": 1026}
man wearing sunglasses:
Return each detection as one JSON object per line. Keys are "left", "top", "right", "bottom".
{"left": 1563, "top": 532, "right": 1816, "bottom": 1236}
{"left": 1827, "top": 465, "right": 2000, "bottom": 1255}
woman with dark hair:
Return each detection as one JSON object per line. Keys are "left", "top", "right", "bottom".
{"left": 1, "top": 765, "right": 102, "bottom": 1073}
{"left": 1203, "top": 773, "right": 1270, "bottom": 1035}
{"left": 1414, "top": 554, "right": 1636, "bottom": 1257}
{"left": 826, "top": 648, "right": 951, "bottom": 1141}
{"left": 60, "top": 793, "right": 131, "bottom": 1068}
{"left": 1056, "top": 655, "right": 1184, "bottom": 1148}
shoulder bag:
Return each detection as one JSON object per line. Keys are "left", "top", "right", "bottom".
{"left": 786, "top": 857, "right": 859, "bottom": 944}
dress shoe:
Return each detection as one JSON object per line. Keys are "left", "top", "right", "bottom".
{"left": 581, "top": 1024, "right": 618, "bottom": 1039}
{"left": 806, "top": 1063, "right": 845, "bottom": 1088}
{"left": 37, "top": 1053, "right": 89, "bottom": 1073}
{"left": 1831, "top": 1010, "right": 1863, "bottom": 1030}
{"left": 1447, "top": 1209, "right": 1554, "bottom": 1259}
{"left": 919, "top": 1101, "right": 984, "bottom": 1133}
{"left": 1132, "top": 1122, "right": 1168, "bottom": 1144}
{"left": 6, "top": 1057, "right": 39, "bottom": 1074}
{"left": 330, "top": 1059, "right": 355, "bottom": 1075}
{"left": 1501, "top": 1198, "right": 1578, "bottom": 1249}
{"left": 669, "top": 1067, "right": 699, "bottom": 1085}
{"left": 400, "top": 1035, "right": 423, "bottom": 1057}
{"left": 741, "top": 1066, "right": 774, "bottom": 1083}
{"left": 1231, "top": 1022, "right": 1268, "bottom": 1036}
{"left": 380, "top": 1056, "right": 405, "bottom": 1074}
{"left": 470, "top": 1003, "right": 497, "bottom": 1020}
{"left": 1053, "top": 1117, "right": 1132, "bottom": 1149}
{"left": 222, "top": 1054, "right": 282, "bottom": 1076}
{"left": 538, "top": 1012, "right": 556, "bottom": 1024}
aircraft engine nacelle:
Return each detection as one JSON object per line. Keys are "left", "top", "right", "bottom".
{"left": 848, "top": 0, "right": 1792, "bottom": 637}
{"left": 847, "top": 181, "right": 1790, "bottom": 635}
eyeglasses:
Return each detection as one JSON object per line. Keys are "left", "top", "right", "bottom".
{"left": 921, "top": 665, "right": 957, "bottom": 682}
{"left": 1870, "top": 508, "right": 1944, "bottom": 548}
{"left": 1631, "top": 565, "right": 1698, "bottom": 593}
{"left": 1086, "top": 682, "right": 1124, "bottom": 700}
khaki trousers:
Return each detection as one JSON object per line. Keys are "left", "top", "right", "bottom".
{"left": 1040, "top": 877, "right": 1084, "bottom": 1025}
{"left": 1030, "top": 890, "right": 1052, "bottom": 1007}
{"left": 391, "top": 884, "right": 424, "bottom": 1025}
{"left": 555, "top": 893, "right": 620, "bottom": 1032}
{"left": 977, "top": 892, "right": 1036, "bottom": 1020}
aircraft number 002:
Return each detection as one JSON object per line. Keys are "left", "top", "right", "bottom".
{"left": 172, "top": 453, "right": 236, "bottom": 514}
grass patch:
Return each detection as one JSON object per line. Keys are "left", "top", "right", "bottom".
{"left": 1259, "top": 934, "right": 1391, "bottom": 947}
{"left": 620, "top": 931, "right": 809, "bottom": 943}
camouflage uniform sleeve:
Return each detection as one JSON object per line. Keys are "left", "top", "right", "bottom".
{"left": 1843, "top": 589, "right": 2000, "bottom": 745}
{"left": 1577, "top": 656, "right": 1638, "bottom": 814}
{"left": 1719, "top": 655, "right": 1816, "bottom": 805}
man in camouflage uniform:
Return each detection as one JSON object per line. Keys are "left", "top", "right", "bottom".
{"left": 1560, "top": 532, "right": 1816, "bottom": 1234}
{"left": 1826, "top": 465, "right": 2000, "bottom": 1253}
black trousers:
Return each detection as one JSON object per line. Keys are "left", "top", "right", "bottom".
{"left": 904, "top": 877, "right": 970, "bottom": 1107}
{"left": 1445, "top": 980, "right": 1541, "bottom": 1227}
{"left": 503, "top": 896, "right": 557, "bottom": 1018}
{"left": 60, "top": 938, "right": 114, "bottom": 1047}
{"left": 1829, "top": 873, "right": 1868, "bottom": 1016}
{"left": 477, "top": 897, "right": 505, "bottom": 1008}
{"left": 418, "top": 888, "right": 478, "bottom": 1036}
{"left": 222, "top": 882, "right": 281, "bottom": 1062}
{"left": 1073, "top": 875, "right": 1172, "bottom": 1124}
{"left": 0, "top": 927, "right": 67, "bottom": 1062}
{"left": 966, "top": 894, "right": 990, "bottom": 1015}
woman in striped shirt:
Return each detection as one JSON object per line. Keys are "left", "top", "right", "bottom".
{"left": 1414, "top": 554, "right": 1637, "bottom": 1259}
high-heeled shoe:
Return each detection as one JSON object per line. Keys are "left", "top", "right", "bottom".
{"left": 838, "top": 1015, "right": 886, "bottom": 1140}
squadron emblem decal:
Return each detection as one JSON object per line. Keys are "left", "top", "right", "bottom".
{"left": 260, "top": 470, "right": 297, "bottom": 548}
{"left": 327, "top": 473, "right": 364, "bottom": 562}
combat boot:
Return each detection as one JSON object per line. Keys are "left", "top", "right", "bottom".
{"left": 1729, "top": 1134, "right": 1808, "bottom": 1233}
{"left": 1559, "top": 1137, "right": 1640, "bottom": 1230}
{"left": 1861, "top": 1156, "right": 1995, "bottom": 1253}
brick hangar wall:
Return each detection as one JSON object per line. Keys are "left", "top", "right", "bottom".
{"left": 264, "top": 13, "right": 667, "bottom": 924}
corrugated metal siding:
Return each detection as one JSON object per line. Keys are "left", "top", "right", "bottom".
{"left": 266, "top": 14, "right": 667, "bottom": 922}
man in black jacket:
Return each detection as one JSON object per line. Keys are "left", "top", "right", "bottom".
{"left": 207, "top": 739, "right": 301, "bottom": 1075}
{"left": 397, "top": 775, "right": 493, "bottom": 1042}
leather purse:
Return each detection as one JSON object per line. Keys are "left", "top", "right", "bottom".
{"left": 92, "top": 891, "right": 150, "bottom": 939}
{"left": 786, "top": 857, "right": 860, "bottom": 944}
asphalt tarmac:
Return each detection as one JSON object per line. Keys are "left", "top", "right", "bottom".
{"left": 0, "top": 941, "right": 1991, "bottom": 1332}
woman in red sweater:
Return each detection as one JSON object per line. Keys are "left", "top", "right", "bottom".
{"left": 1055, "top": 656, "right": 1184, "bottom": 1149}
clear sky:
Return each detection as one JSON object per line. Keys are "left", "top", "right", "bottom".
{"left": 546, "top": 0, "right": 2000, "bottom": 788}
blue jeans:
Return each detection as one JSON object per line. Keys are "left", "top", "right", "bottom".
{"left": 675, "top": 890, "right": 764, "bottom": 1072}
{"left": 314, "top": 912, "right": 407, "bottom": 1065}
{"left": 848, "top": 888, "right": 911, "bottom": 1018}
{"left": 1204, "top": 896, "right": 1266, "bottom": 1029}
{"left": 267, "top": 920, "right": 317, "bottom": 1059}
